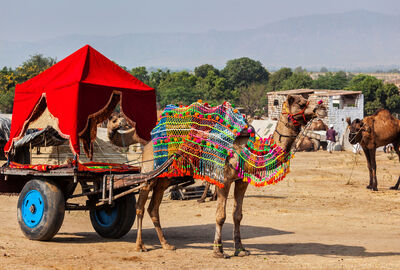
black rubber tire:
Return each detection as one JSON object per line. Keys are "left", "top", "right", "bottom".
{"left": 17, "top": 179, "right": 65, "bottom": 241}
{"left": 89, "top": 193, "right": 136, "bottom": 239}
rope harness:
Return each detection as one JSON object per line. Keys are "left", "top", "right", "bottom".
{"left": 282, "top": 101, "right": 309, "bottom": 127}
{"left": 348, "top": 121, "right": 365, "bottom": 145}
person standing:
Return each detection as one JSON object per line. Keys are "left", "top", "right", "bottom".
{"left": 326, "top": 124, "right": 337, "bottom": 153}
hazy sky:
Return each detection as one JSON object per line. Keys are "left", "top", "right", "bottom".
{"left": 1, "top": 0, "right": 400, "bottom": 41}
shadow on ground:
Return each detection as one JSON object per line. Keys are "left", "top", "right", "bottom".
{"left": 55, "top": 223, "right": 400, "bottom": 258}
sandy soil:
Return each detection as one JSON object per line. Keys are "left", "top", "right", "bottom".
{"left": 1, "top": 150, "right": 400, "bottom": 269}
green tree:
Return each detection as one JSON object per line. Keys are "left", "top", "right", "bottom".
{"left": 194, "top": 70, "right": 230, "bottom": 105}
{"left": 281, "top": 73, "right": 313, "bottom": 90}
{"left": 149, "top": 69, "right": 170, "bottom": 89}
{"left": 0, "top": 68, "right": 16, "bottom": 92}
{"left": 364, "top": 100, "right": 383, "bottom": 115}
{"left": 293, "top": 66, "right": 307, "bottom": 74}
{"left": 130, "top": 66, "right": 149, "bottom": 84}
{"left": 0, "top": 87, "right": 15, "bottom": 113}
{"left": 320, "top": 67, "right": 329, "bottom": 73}
{"left": 312, "top": 71, "right": 351, "bottom": 90}
{"left": 15, "top": 54, "right": 56, "bottom": 83}
{"left": 237, "top": 83, "right": 268, "bottom": 117}
{"left": 194, "top": 64, "right": 219, "bottom": 78}
{"left": 346, "top": 75, "right": 400, "bottom": 115}
{"left": 345, "top": 74, "right": 383, "bottom": 103}
{"left": 157, "top": 71, "right": 199, "bottom": 107}
{"left": 221, "top": 57, "right": 269, "bottom": 89}
{"left": 267, "top": 67, "right": 292, "bottom": 91}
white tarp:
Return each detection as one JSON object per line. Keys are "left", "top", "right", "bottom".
{"left": 250, "top": 119, "right": 277, "bottom": 138}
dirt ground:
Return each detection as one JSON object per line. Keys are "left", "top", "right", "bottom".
{"left": 1, "top": 150, "right": 400, "bottom": 269}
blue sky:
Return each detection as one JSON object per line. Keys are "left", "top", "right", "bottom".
{"left": 1, "top": 0, "right": 400, "bottom": 41}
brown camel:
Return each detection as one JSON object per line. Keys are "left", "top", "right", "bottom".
{"left": 309, "top": 119, "right": 328, "bottom": 131}
{"left": 295, "top": 118, "right": 327, "bottom": 152}
{"left": 295, "top": 136, "right": 315, "bottom": 151}
{"left": 106, "top": 114, "right": 147, "bottom": 147}
{"left": 131, "top": 95, "right": 326, "bottom": 258}
{"left": 347, "top": 109, "right": 400, "bottom": 191}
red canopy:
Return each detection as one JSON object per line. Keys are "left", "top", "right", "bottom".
{"left": 5, "top": 45, "right": 157, "bottom": 157}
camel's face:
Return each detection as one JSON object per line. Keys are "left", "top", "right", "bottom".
{"left": 304, "top": 98, "right": 327, "bottom": 121}
{"left": 286, "top": 95, "right": 327, "bottom": 126}
{"left": 346, "top": 118, "right": 363, "bottom": 144}
{"left": 107, "top": 114, "right": 131, "bottom": 133}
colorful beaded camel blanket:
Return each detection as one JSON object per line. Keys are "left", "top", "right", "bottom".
{"left": 151, "top": 101, "right": 292, "bottom": 188}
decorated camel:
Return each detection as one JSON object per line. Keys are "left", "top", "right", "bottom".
{"left": 347, "top": 109, "right": 400, "bottom": 191}
{"left": 197, "top": 118, "right": 329, "bottom": 202}
{"left": 109, "top": 95, "right": 326, "bottom": 258}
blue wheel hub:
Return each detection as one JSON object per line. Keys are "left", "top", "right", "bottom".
{"left": 94, "top": 206, "right": 118, "bottom": 227}
{"left": 21, "top": 190, "right": 44, "bottom": 228}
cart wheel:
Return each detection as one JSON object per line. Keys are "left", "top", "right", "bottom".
{"left": 17, "top": 179, "right": 65, "bottom": 241}
{"left": 90, "top": 193, "right": 136, "bottom": 239}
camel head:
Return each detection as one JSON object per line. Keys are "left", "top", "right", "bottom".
{"left": 284, "top": 95, "right": 327, "bottom": 127}
{"left": 107, "top": 114, "right": 133, "bottom": 136}
{"left": 346, "top": 117, "right": 364, "bottom": 144}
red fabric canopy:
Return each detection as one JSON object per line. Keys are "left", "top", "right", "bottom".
{"left": 5, "top": 45, "right": 157, "bottom": 157}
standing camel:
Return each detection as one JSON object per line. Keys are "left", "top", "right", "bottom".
{"left": 347, "top": 109, "right": 400, "bottom": 191}
{"left": 130, "top": 95, "right": 326, "bottom": 258}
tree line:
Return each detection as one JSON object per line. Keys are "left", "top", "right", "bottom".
{"left": 1, "top": 55, "right": 400, "bottom": 116}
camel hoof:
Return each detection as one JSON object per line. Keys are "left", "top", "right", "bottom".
{"left": 373, "top": 187, "right": 378, "bottom": 191}
{"left": 366, "top": 185, "right": 372, "bottom": 189}
{"left": 390, "top": 186, "right": 398, "bottom": 190}
{"left": 162, "top": 243, "right": 176, "bottom": 250}
{"left": 234, "top": 249, "right": 250, "bottom": 257}
{"left": 197, "top": 199, "right": 205, "bottom": 203}
{"left": 213, "top": 252, "right": 230, "bottom": 259}
{"left": 136, "top": 245, "right": 148, "bottom": 252}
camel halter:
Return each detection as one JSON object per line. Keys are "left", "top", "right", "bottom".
{"left": 275, "top": 101, "right": 309, "bottom": 140}
{"left": 348, "top": 122, "right": 365, "bottom": 144}
{"left": 282, "top": 101, "right": 309, "bottom": 126}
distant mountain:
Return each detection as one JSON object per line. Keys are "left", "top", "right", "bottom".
{"left": 1, "top": 10, "right": 400, "bottom": 70}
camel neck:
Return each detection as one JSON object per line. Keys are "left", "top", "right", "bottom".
{"left": 272, "top": 114, "right": 301, "bottom": 153}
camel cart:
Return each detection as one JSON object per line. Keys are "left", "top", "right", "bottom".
{"left": 0, "top": 156, "right": 175, "bottom": 240}
{"left": 0, "top": 45, "right": 177, "bottom": 241}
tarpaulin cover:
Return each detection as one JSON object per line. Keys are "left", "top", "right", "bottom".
{"left": 5, "top": 45, "right": 157, "bottom": 156}
{"left": 0, "top": 116, "right": 11, "bottom": 142}
{"left": 13, "top": 126, "right": 67, "bottom": 149}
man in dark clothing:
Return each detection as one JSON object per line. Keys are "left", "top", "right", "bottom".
{"left": 326, "top": 125, "right": 337, "bottom": 153}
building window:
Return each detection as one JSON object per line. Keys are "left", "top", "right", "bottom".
{"left": 274, "top": 99, "right": 279, "bottom": 106}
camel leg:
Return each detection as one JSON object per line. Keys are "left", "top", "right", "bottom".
{"left": 390, "top": 142, "right": 400, "bottom": 190}
{"left": 213, "top": 182, "right": 231, "bottom": 259}
{"left": 362, "top": 147, "right": 373, "bottom": 190}
{"left": 233, "top": 180, "right": 250, "bottom": 257}
{"left": 369, "top": 148, "right": 378, "bottom": 191}
{"left": 198, "top": 182, "right": 210, "bottom": 203}
{"left": 147, "top": 179, "right": 175, "bottom": 250}
{"left": 211, "top": 186, "right": 217, "bottom": 201}
{"left": 135, "top": 182, "right": 155, "bottom": 252}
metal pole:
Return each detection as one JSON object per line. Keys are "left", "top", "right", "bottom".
{"left": 108, "top": 175, "right": 114, "bottom": 205}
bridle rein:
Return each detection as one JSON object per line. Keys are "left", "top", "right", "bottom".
{"left": 274, "top": 101, "right": 310, "bottom": 141}
{"left": 348, "top": 121, "right": 365, "bottom": 144}
{"left": 282, "top": 101, "right": 309, "bottom": 127}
